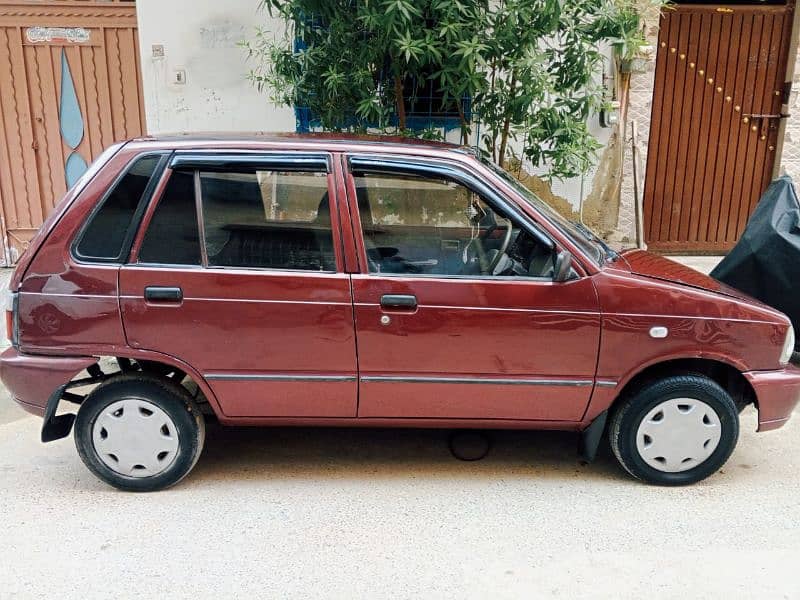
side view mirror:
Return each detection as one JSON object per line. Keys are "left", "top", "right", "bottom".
{"left": 553, "top": 250, "right": 575, "bottom": 282}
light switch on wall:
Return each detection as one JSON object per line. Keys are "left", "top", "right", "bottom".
{"left": 172, "top": 69, "right": 187, "bottom": 85}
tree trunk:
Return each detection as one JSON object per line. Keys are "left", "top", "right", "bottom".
{"left": 497, "top": 74, "right": 516, "bottom": 167}
{"left": 489, "top": 63, "right": 498, "bottom": 162}
{"left": 498, "top": 117, "right": 512, "bottom": 168}
{"left": 497, "top": 74, "right": 517, "bottom": 167}
{"left": 394, "top": 75, "right": 407, "bottom": 131}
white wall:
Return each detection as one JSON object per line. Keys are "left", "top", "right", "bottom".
{"left": 516, "top": 47, "right": 615, "bottom": 213}
{"left": 135, "top": 0, "right": 614, "bottom": 212}
{"left": 135, "top": 0, "right": 295, "bottom": 133}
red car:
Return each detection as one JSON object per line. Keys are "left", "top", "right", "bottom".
{"left": 1, "top": 134, "right": 798, "bottom": 491}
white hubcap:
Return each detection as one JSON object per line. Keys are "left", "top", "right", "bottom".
{"left": 92, "top": 399, "right": 180, "bottom": 478}
{"left": 635, "top": 398, "right": 722, "bottom": 473}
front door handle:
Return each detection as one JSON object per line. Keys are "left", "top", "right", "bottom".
{"left": 380, "top": 294, "right": 417, "bottom": 310}
{"left": 144, "top": 286, "right": 183, "bottom": 303}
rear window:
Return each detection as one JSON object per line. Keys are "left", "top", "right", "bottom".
{"left": 75, "top": 155, "right": 161, "bottom": 260}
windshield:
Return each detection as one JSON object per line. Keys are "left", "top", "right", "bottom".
{"left": 480, "top": 158, "right": 605, "bottom": 265}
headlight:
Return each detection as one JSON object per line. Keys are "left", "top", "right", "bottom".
{"left": 780, "top": 325, "right": 795, "bottom": 365}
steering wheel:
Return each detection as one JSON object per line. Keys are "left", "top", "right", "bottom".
{"left": 484, "top": 217, "right": 514, "bottom": 274}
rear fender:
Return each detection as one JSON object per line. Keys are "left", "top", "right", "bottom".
{"left": 0, "top": 348, "right": 97, "bottom": 417}
{"left": 110, "top": 349, "right": 224, "bottom": 418}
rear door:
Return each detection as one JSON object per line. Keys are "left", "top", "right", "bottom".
{"left": 119, "top": 151, "right": 358, "bottom": 418}
{"left": 344, "top": 156, "right": 602, "bottom": 422}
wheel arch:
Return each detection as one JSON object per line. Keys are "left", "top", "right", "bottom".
{"left": 117, "top": 350, "right": 225, "bottom": 417}
{"left": 580, "top": 356, "right": 755, "bottom": 462}
{"left": 74, "top": 371, "right": 207, "bottom": 491}
{"left": 611, "top": 357, "right": 757, "bottom": 417}
{"left": 110, "top": 350, "right": 224, "bottom": 418}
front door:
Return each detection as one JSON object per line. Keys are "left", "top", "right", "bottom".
{"left": 119, "top": 152, "right": 358, "bottom": 418}
{"left": 344, "top": 157, "right": 601, "bottom": 422}
{"left": 643, "top": 2, "right": 795, "bottom": 253}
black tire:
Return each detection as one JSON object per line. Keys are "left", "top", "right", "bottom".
{"left": 608, "top": 374, "right": 739, "bottom": 486}
{"left": 75, "top": 374, "right": 205, "bottom": 492}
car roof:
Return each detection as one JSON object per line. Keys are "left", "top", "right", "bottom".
{"left": 127, "top": 131, "right": 475, "bottom": 157}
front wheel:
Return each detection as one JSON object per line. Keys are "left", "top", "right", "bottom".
{"left": 75, "top": 374, "right": 205, "bottom": 491}
{"left": 608, "top": 375, "right": 739, "bottom": 486}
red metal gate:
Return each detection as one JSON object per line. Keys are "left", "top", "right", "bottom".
{"left": 643, "top": 3, "right": 794, "bottom": 253}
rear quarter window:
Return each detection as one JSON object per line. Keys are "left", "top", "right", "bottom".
{"left": 75, "top": 154, "right": 162, "bottom": 261}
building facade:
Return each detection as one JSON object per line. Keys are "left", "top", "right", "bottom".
{"left": 1, "top": 0, "right": 799, "bottom": 263}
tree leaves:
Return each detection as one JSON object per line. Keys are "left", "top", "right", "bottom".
{"left": 245, "top": 0, "right": 660, "bottom": 179}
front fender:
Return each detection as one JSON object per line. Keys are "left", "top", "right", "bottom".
{"left": 582, "top": 352, "right": 751, "bottom": 424}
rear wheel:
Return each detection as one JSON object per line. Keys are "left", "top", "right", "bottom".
{"left": 75, "top": 374, "right": 205, "bottom": 492}
{"left": 608, "top": 374, "right": 739, "bottom": 485}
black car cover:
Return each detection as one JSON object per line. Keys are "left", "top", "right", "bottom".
{"left": 711, "top": 175, "right": 800, "bottom": 349}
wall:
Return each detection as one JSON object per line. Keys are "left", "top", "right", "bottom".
{"left": 135, "top": 0, "right": 294, "bottom": 133}
{"left": 616, "top": 19, "right": 661, "bottom": 246}
{"left": 135, "top": 0, "right": 615, "bottom": 214}
{"left": 533, "top": 53, "right": 615, "bottom": 218}
{"left": 777, "top": 4, "right": 800, "bottom": 182}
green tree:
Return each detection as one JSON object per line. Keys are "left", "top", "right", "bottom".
{"left": 245, "top": 0, "right": 660, "bottom": 179}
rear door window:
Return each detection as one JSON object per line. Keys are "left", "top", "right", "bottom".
{"left": 138, "top": 171, "right": 201, "bottom": 265}
{"left": 75, "top": 154, "right": 162, "bottom": 261}
{"left": 199, "top": 169, "right": 335, "bottom": 271}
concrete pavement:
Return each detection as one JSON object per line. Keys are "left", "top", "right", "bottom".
{"left": 3, "top": 256, "right": 800, "bottom": 598}
{"left": 1, "top": 409, "right": 799, "bottom": 598}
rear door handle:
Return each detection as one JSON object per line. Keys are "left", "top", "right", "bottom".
{"left": 380, "top": 294, "right": 417, "bottom": 310}
{"left": 144, "top": 286, "right": 183, "bottom": 303}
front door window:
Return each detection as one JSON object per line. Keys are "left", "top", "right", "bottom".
{"left": 354, "top": 172, "right": 556, "bottom": 279}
